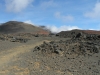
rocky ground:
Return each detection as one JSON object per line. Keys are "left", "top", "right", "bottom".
{"left": 0, "top": 33, "right": 100, "bottom": 75}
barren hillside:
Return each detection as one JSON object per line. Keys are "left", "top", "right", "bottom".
{"left": 0, "top": 21, "right": 49, "bottom": 35}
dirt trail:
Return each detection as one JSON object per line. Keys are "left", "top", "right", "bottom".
{"left": 0, "top": 40, "right": 47, "bottom": 69}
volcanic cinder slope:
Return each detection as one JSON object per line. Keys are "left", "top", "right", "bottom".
{"left": 0, "top": 21, "right": 100, "bottom": 75}
{"left": 0, "top": 21, "right": 49, "bottom": 35}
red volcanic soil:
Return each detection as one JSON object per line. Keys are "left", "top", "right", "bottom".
{"left": 83, "top": 30, "right": 100, "bottom": 35}
{"left": 36, "top": 30, "right": 50, "bottom": 35}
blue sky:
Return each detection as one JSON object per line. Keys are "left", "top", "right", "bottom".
{"left": 0, "top": 0, "right": 100, "bottom": 32}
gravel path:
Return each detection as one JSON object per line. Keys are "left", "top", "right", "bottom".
{"left": 0, "top": 39, "right": 47, "bottom": 75}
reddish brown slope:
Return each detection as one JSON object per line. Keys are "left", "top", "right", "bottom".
{"left": 83, "top": 30, "right": 100, "bottom": 34}
{"left": 57, "top": 29, "right": 100, "bottom": 37}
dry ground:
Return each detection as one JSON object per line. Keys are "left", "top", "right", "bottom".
{"left": 0, "top": 37, "right": 100, "bottom": 75}
{"left": 0, "top": 37, "right": 67, "bottom": 75}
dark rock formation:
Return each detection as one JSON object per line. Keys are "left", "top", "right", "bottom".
{"left": 34, "top": 33, "right": 100, "bottom": 57}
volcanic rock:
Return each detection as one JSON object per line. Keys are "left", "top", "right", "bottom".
{"left": 34, "top": 33, "right": 100, "bottom": 57}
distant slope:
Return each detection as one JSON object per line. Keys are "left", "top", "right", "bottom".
{"left": 83, "top": 30, "right": 100, "bottom": 35}
{"left": 57, "top": 29, "right": 100, "bottom": 37}
{"left": 0, "top": 21, "right": 49, "bottom": 35}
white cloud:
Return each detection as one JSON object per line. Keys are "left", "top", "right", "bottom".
{"left": 24, "top": 20, "right": 40, "bottom": 27}
{"left": 24, "top": 20, "right": 34, "bottom": 25}
{"left": 85, "top": 2, "right": 100, "bottom": 18}
{"left": 40, "top": 0, "right": 57, "bottom": 9}
{"left": 46, "top": 25, "right": 80, "bottom": 33}
{"left": 55, "top": 12, "right": 74, "bottom": 22}
{"left": 5, "top": 0, "right": 34, "bottom": 12}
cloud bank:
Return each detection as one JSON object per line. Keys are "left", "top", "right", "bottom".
{"left": 55, "top": 12, "right": 74, "bottom": 22}
{"left": 85, "top": 1, "right": 100, "bottom": 18}
{"left": 46, "top": 25, "right": 80, "bottom": 33}
{"left": 23, "top": 20, "right": 80, "bottom": 33}
{"left": 5, "top": 0, "right": 34, "bottom": 12}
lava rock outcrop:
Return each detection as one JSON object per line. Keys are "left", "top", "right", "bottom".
{"left": 34, "top": 33, "right": 100, "bottom": 57}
